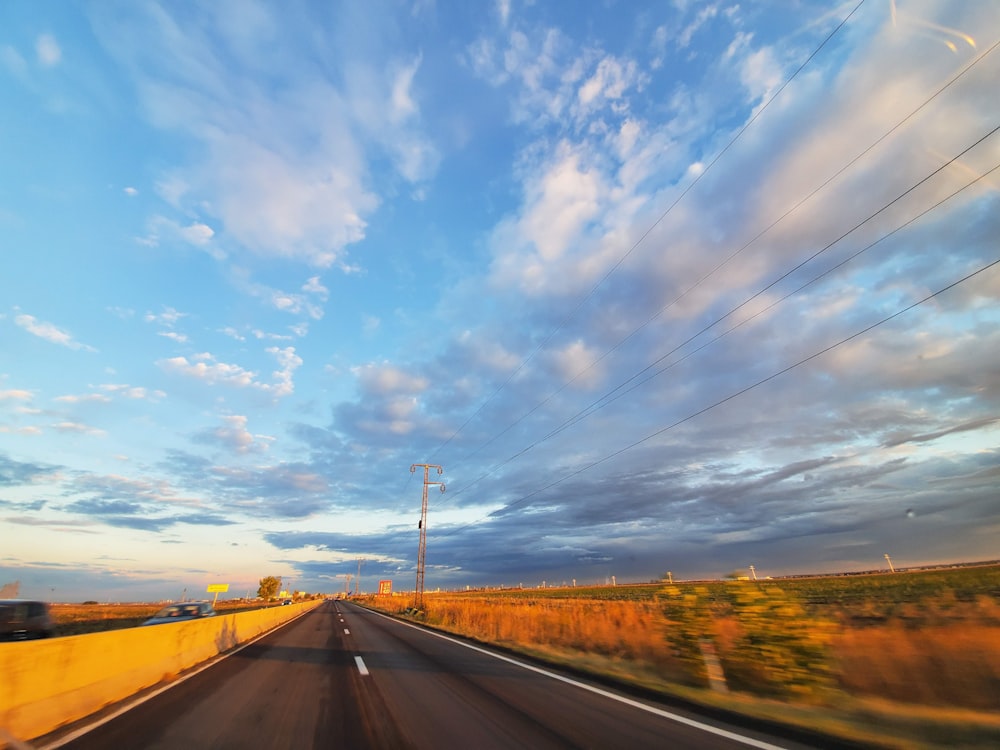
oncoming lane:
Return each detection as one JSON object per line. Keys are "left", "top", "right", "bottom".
{"left": 50, "top": 601, "right": 392, "bottom": 750}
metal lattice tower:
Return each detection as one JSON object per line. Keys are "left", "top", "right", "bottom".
{"left": 411, "top": 463, "right": 445, "bottom": 608}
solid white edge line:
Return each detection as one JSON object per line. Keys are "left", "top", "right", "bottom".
{"left": 36, "top": 606, "right": 320, "bottom": 750}
{"left": 354, "top": 655, "right": 370, "bottom": 676}
{"left": 358, "top": 605, "right": 788, "bottom": 750}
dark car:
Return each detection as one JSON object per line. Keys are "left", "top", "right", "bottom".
{"left": 142, "top": 601, "right": 216, "bottom": 626}
{"left": 0, "top": 599, "right": 55, "bottom": 640}
{"left": 281, "top": 599, "right": 292, "bottom": 605}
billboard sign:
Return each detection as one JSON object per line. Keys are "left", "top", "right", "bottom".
{"left": 378, "top": 579, "right": 393, "bottom": 596}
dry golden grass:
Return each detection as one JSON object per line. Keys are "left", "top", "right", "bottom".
{"left": 834, "top": 624, "right": 1000, "bottom": 710}
{"left": 364, "top": 572, "right": 1000, "bottom": 749}
{"left": 402, "top": 593, "right": 990, "bottom": 707}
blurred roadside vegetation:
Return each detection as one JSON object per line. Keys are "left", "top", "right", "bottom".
{"left": 49, "top": 599, "right": 290, "bottom": 635}
{"left": 362, "top": 565, "right": 1000, "bottom": 749}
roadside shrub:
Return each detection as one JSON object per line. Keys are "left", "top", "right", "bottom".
{"left": 720, "top": 583, "right": 836, "bottom": 701}
{"left": 658, "top": 585, "right": 717, "bottom": 687}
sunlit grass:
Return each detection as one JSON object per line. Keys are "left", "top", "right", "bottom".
{"left": 363, "top": 565, "right": 1000, "bottom": 749}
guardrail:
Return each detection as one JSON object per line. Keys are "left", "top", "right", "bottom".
{"left": 0, "top": 599, "right": 323, "bottom": 744}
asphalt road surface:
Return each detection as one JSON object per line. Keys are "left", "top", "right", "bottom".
{"left": 50, "top": 601, "right": 817, "bottom": 750}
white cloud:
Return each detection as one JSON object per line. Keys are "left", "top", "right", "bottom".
{"left": 738, "top": 46, "right": 782, "bottom": 105}
{"left": 491, "top": 142, "right": 608, "bottom": 295}
{"left": 464, "top": 38, "right": 507, "bottom": 86}
{"left": 15, "top": 313, "right": 96, "bottom": 352}
{"left": 390, "top": 56, "right": 420, "bottom": 123}
{"left": 233, "top": 272, "right": 327, "bottom": 319}
{"left": 90, "top": 3, "right": 438, "bottom": 269}
{"left": 678, "top": 4, "right": 719, "bottom": 49}
{"left": 354, "top": 363, "right": 429, "bottom": 396}
{"left": 0, "top": 389, "right": 33, "bottom": 401}
{"left": 144, "top": 307, "right": 186, "bottom": 326}
{"left": 100, "top": 384, "right": 166, "bottom": 400}
{"left": 179, "top": 222, "right": 214, "bottom": 245}
{"left": 302, "top": 276, "right": 328, "bottom": 300}
{"left": 497, "top": 0, "right": 511, "bottom": 26}
{"left": 263, "top": 346, "right": 303, "bottom": 397}
{"left": 524, "top": 146, "right": 602, "bottom": 260}
{"left": 252, "top": 329, "right": 293, "bottom": 341}
{"left": 201, "top": 415, "right": 272, "bottom": 454}
{"left": 549, "top": 340, "right": 605, "bottom": 389}
{"left": 577, "top": 56, "right": 640, "bottom": 110}
{"left": 54, "top": 393, "right": 113, "bottom": 404}
{"left": 155, "top": 175, "right": 188, "bottom": 207}
{"left": 159, "top": 354, "right": 257, "bottom": 388}
{"left": 53, "top": 421, "right": 106, "bottom": 436}
{"left": 0, "top": 425, "right": 42, "bottom": 436}
{"left": 124, "top": 186, "right": 138, "bottom": 196}
{"left": 136, "top": 216, "right": 222, "bottom": 256}
{"left": 159, "top": 349, "right": 300, "bottom": 397}
{"left": 35, "top": 34, "right": 61, "bottom": 67}
{"left": 460, "top": 332, "right": 522, "bottom": 374}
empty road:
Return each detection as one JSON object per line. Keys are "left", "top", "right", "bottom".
{"left": 50, "top": 600, "right": 818, "bottom": 750}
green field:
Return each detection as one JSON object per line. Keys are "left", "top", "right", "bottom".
{"left": 467, "top": 563, "right": 1000, "bottom": 620}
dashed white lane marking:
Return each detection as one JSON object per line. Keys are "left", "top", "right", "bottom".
{"left": 354, "top": 655, "right": 370, "bottom": 676}
{"left": 344, "top": 628, "right": 350, "bottom": 634}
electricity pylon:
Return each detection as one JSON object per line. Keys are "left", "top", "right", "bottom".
{"left": 411, "top": 463, "right": 445, "bottom": 608}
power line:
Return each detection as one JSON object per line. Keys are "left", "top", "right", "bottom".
{"left": 546, "top": 159, "right": 1000, "bottom": 435}
{"left": 435, "top": 255, "right": 999, "bottom": 538}
{"left": 439, "top": 123, "right": 1000, "bottom": 505}
{"left": 538, "top": 128, "right": 1000, "bottom": 435}
{"left": 442, "top": 13, "right": 999, "bottom": 482}
{"left": 427, "top": 0, "right": 866, "bottom": 462}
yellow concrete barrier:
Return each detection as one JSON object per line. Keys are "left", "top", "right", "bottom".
{"left": 0, "top": 600, "right": 323, "bottom": 743}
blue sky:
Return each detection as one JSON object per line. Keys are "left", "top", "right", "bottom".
{"left": 2, "top": 1, "right": 998, "bottom": 601}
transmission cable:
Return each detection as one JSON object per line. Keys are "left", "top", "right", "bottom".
{"left": 426, "top": 0, "right": 866, "bottom": 462}
{"left": 438, "top": 124, "right": 999, "bottom": 505}
{"left": 447, "top": 32, "right": 1000, "bottom": 471}
{"left": 434, "top": 255, "right": 1000, "bottom": 538}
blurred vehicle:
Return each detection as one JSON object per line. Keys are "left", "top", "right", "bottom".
{"left": 0, "top": 599, "right": 55, "bottom": 640}
{"left": 142, "top": 601, "right": 216, "bottom": 626}
{"left": 281, "top": 599, "right": 292, "bottom": 606}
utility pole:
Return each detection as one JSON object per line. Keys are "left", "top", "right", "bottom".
{"left": 884, "top": 553, "right": 895, "bottom": 573}
{"left": 411, "top": 463, "right": 445, "bottom": 609}
{"left": 355, "top": 558, "right": 363, "bottom": 595}
{"left": 749, "top": 565, "right": 757, "bottom": 581}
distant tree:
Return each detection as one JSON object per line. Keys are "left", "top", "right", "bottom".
{"left": 258, "top": 576, "right": 282, "bottom": 600}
